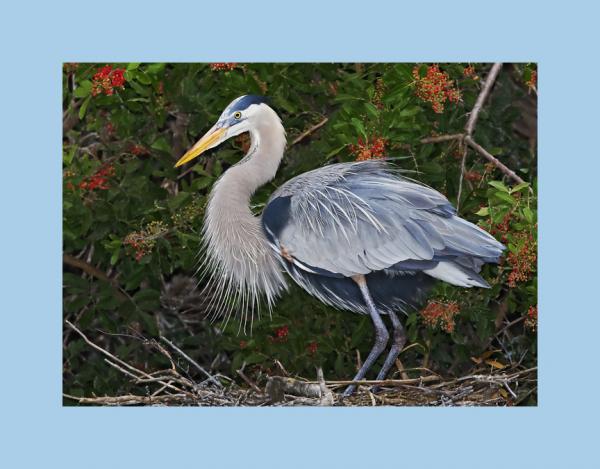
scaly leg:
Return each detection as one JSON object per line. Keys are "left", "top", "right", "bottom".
{"left": 343, "top": 275, "right": 390, "bottom": 397}
{"left": 372, "top": 311, "right": 407, "bottom": 392}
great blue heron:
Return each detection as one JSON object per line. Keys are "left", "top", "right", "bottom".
{"left": 175, "top": 95, "right": 504, "bottom": 396}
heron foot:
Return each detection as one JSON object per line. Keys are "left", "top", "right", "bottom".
{"left": 342, "top": 384, "right": 357, "bottom": 398}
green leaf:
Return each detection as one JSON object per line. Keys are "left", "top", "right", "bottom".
{"left": 522, "top": 207, "right": 534, "bottom": 224}
{"left": 78, "top": 96, "right": 91, "bottom": 120}
{"left": 475, "top": 206, "right": 489, "bottom": 217}
{"left": 364, "top": 102, "right": 380, "bottom": 119}
{"left": 488, "top": 180, "right": 509, "bottom": 193}
{"left": 351, "top": 118, "right": 367, "bottom": 139}
{"left": 151, "top": 136, "right": 171, "bottom": 153}
{"left": 325, "top": 144, "right": 348, "bottom": 158}
{"left": 493, "top": 191, "right": 516, "bottom": 205}
{"left": 398, "top": 106, "right": 420, "bottom": 117}
{"left": 126, "top": 63, "right": 141, "bottom": 71}
{"left": 74, "top": 80, "right": 92, "bottom": 98}
{"left": 510, "top": 182, "right": 530, "bottom": 194}
{"left": 63, "top": 145, "right": 77, "bottom": 166}
{"left": 168, "top": 191, "right": 192, "bottom": 211}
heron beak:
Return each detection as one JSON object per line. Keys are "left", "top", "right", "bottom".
{"left": 174, "top": 126, "right": 227, "bottom": 167}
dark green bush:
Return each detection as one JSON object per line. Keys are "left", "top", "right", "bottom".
{"left": 63, "top": 63, "right": 537, "bottom": 403}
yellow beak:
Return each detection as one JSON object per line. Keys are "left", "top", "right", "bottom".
{"left": 174, "top": 127, "right": 227, "bottom": 167}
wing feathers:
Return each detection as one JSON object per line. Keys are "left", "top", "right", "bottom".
{"left": 262, "top": 161, "right": 504, "bottom": 285}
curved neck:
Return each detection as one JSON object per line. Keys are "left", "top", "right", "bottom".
{"left": 202, "top": 108, "right": 288, "bottom": 312}
{"left": 218, "top": 112, "right": 286, "bottom": 203}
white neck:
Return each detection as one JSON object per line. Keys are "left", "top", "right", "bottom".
{"left": 201, "top": 107, "right": 288, "bottom": 323}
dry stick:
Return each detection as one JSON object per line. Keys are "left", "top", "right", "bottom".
{"left": 316, "top": 367, "right": 335, "bottom": 406}
{"left": 236, "top": 362, "right": 263, "bottom": 394}
{"left": 63, "top": 253, "right": 128, "bottom": 301}
{"left": 290, "top": 117, "right": 329, "bottom": 146}
{"left": 465, "top": 136, "right": 527, "bottom": 185}
{"left": 419, "top": 64, "right": 531, "bottom": 194}
{"left": 457, "top": 63, "right": 503, "bottom": 210}
{"left": 160, "top": 336, "right": 221, "bottom": 387}
{"left": 310, "top": 375, "right": 441, "bottom": 387}
{"left": 63, "top": 393, "right": 189, "bottom": 406}
{"left": 420, "top": 133, "right": 464, "bottom": 144}
{"left": 64, "top": 320, "right": 188, "bottom": 395}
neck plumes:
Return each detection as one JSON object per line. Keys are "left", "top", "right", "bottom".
{"left": 201, "top": 109, "right": 288, "bottom": 329}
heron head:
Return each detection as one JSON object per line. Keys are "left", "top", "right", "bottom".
{"left": 175, "top": 95, "right": 271, "bottom": 167}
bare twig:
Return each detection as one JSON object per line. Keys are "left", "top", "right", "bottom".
{"left": 420, "top": 133, "right": 463, "bottom": 144}
{"left": 63, "top": 393, "right": 191, "bottom": 406}
{"left": 63, "top": 253, "right": 128, "bottom": 301}
{"left": 316, "top": 367, "right": 335, "bottom": 406}
{"left": 464, "top": 135, "right": 527, "bottom": 185}
{"left": 160, "top": 336, "right": 221, "bottom": 387}
{"left": 64, "top": 320, "right": 188, "bottom": 395}
{"left": 236, "top": 363, "right": 263, "bottom": 394}
{"left": 458, "top": 63, "right": 503, "bottom": 209}
{"left": 465, "top": 63, "right": 503, "bottom": 136}
{"left": 290, "top": 117, "right": 329, "bottom": 146}
{"left": 419, "top": 63, "right": 532, "bottom": 193}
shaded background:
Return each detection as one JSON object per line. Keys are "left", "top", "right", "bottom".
{"left": 62, "top": 63, "right": 537, "bottom": 404}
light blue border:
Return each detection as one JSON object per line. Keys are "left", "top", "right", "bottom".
{"left": 2, "top": 1, "right": 599, "bottom": 467}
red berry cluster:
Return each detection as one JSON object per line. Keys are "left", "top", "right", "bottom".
{"left": 373, "top": 77, "right": 386, "bottom": 109}
{"left": 269, "top": 325, "right": 289, "bottom": 343}
{"left": 524, "top": 305, "right": 537, "bottom": 332}
{"left": 464, "top": 170, "right": 483, "bottom": 182}
{"left": 209, "top": 63, "right": 237, "bottom": 71}
{"left": 349, "top": 135, "right": 388, "bottom": 161}
{"left": 129, "top": 144, "right": 150, "bottom": 156}
{"left": 124, "top": 232, "right": 150, "bottom": 261}
{"left": 235, "top": 133, "right": 251, "bottom": 153}
{"left": 78, "top": 163, "right": 115, "bottom": 191}
{"left": 105, "top": 122, "right": 115, "bottom": 137}
{"left": 507, "top": 232, "right": 537, "bottom": 287}
{"left": 482, "top": 212, "right": 513, "bottom": 244}
{"left": 307, "top": 341, "right": 318, "bottom": 355}
{"left": 412, "top": 65, "right": 461, "bottom": 114}
{"left": 421, "top": 300, "right": 460, "bottom": 333}
{"left": 526, "top": 70, "right": 537, "bottom": 90}
{"left": 463, "top": 65, "right": 479, "bottom": 80}
{"left": 124, "top": 221, "right": 168, "bottom": 262}
{"left": 91, "top": 65, "right": 127, "bottom": 96}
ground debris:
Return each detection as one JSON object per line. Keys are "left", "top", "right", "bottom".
{"left": 63, "top": 320, "right": 536, "bottom": 407}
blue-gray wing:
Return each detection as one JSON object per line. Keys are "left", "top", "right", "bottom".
{"left": 262, "top": 160, "right": 504, "bottom": 287}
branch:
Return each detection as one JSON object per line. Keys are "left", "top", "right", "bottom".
{"left": 290, "top": 117, "right": 329, "bottom": 146}
{"left": 419, "top": 63, "right": 532, "bottom": 191}
{"left": 465, "top": 135, "right": 527, "bottom": 185}
{"left": 64, "top": 320, "right": 190, "bottom": 396}
{"left": 465, "top": 63, "right": 503, "bottom": 136}
{"left": 458, "top": 63, "right": 503, "bottom": 208}
{"left": 63, "top": 253, "right": 128, "bottom": 301}
{"left": 160, "top": 336, "right": 221, "bottom": 387}
{"left": 420, "top": 133, "right": 463, "bottom": 144}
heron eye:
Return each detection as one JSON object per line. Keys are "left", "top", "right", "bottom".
{"left": 233, "top": 111, "right": 242, "bottom": 119}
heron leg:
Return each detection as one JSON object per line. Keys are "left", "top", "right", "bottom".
{"left": 343, "top": 275, "right": 389, "bottom": 398}
{"left": 371, "top": 311, "right": 407, "bottom": 392}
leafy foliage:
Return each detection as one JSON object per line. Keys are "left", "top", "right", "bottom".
{"left": 63, "top": 63, "right": 537, "bottom": 403}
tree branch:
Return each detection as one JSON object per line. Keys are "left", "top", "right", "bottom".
{"left": 63, "top": 253, "right": 128, "bottom": 301}
{"left": 419, "top": 63, "right": 531, "bottom": 192}
{"left": 464, "top": 135, "right": 527, "bottom": 185}
{"left": 290, "top": 117, "right": 329, "bottom": 146}
{"left": 457, "top": 63, "right": 503, "bottom": 209}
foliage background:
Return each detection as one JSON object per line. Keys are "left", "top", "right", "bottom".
{"left": 62, "top": 63, "right": 537, "bottom": 404}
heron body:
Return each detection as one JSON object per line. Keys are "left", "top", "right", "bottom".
{"left": 176, "top": 95, "right": 504, "bottom": 396}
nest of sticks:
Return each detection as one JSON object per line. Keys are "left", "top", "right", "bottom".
{"left": 63, "top": 321, "right": 537, "bottom": 407}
